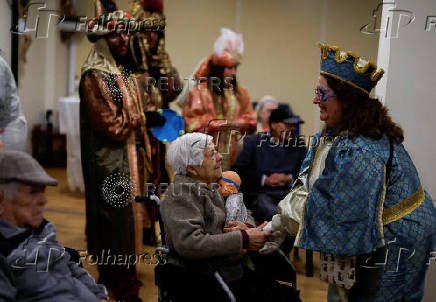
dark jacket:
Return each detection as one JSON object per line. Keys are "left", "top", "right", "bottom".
{"left": 232, "top": 133, "right": 307, "bottom": 195}
{"left": 0, "top": 219, "right": 107, "bottom": 302}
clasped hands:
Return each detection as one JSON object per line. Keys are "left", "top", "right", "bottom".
{"left": 264, "top": 173, "right": 292, "bottom": 187}
{"left": 224, "top": 220, "right": 288, "bottom": 255}
{"left": 223, "top": 221, "right": 271, "bottom": 250}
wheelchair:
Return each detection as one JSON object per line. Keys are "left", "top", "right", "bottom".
{"left": 136, "top": 195, "right": 301, "bottom": 302}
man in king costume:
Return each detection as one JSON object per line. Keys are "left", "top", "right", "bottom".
{"left": 183, "top": 28, "right": 256, "bottom": 171}
{"left": 79, "top": 1, "right": 164, "bottom": 300}
{"left": 129, "top": 0, "right": 183, "bottom": 244}
{"left": 129, "top": 0, "right": 183, "bottom": 110}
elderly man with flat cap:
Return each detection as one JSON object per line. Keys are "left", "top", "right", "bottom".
{"left": 0, "top": 151, "right": 108, "bottom": 302}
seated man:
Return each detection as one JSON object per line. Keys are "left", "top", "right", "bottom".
{"left": 232, "top": 108, "right": 307, "bottom": 223}
{"left": 0, "top": 151, "right": 108, "bottom": 302}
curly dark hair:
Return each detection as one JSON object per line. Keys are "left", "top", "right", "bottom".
{"left": 324, "top": 74, "right": 404, "bottom": 143}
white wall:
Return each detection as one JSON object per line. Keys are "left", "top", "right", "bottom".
{"left": 75, "top": 0, "right": 380, "bottom": 136}
{"left": 0, "top": 0, "right": 12, "bottom": 65}
{"left": 376, "top": 1, "right": 436, "bottom": 301}
{"left": 17, "top": 0, "right": 69, "bottom": 151}
{"left": 378, "top": 0, "right": 436, "bottom": 198}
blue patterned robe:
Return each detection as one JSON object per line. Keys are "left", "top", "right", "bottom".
{"left": 289, "top": 131, "right": 436, "bottom": 301}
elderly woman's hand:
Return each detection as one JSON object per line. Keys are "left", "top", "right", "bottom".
{"left": 246, "top": 222, "right": 271, "bottom": 250}
{"left": 224, "top": 221, "right": 249, "bottom": 232}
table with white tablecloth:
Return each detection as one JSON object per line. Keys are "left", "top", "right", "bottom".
{"left": 59, "top": 96, "right": 84, "bottom": 192}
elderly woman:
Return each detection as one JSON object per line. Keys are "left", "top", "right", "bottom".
{"left": 262, "top": 44, "right": 436, "bottom": 302}
{"left": 161, "top": 133, "right": 300, "bottom": 302}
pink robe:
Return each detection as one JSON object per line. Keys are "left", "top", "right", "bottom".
{"left": 183, "top": 83, "right": 256, "bottom": 170}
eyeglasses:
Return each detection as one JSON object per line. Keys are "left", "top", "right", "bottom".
{"left": 314, "top": 87, "right": 336, "bottom": 103}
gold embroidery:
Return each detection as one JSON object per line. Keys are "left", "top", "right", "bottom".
{"left": 334, "top": 50, "right": 349, "bottom": 63}
{"left": 377, "top": 167, "right": 386, "bottom": 245}
{"left": 382, "top": 186, "right": 425, "bottom": 225}
{"left": 370, "top": 69, "right": 385, "bottom": 82}
{"left": 226, "top": 90, "right": 236, "bottom": 123}
{"left": 317, "top": 43, "right": 385, "bottom": 90}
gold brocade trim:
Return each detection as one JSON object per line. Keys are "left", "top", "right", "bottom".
{"left": 334, "top": 49, "right": 348, "bottom": 63}
{"left": 382, "top": 186, "right": 425, "bottom": 225}
{"left": 370, "top": 69, "right": 385, "bottom": 82}
{"left": 212, "top": 93, "right": 224, "bottom": 119}
{"left": 123, "top": 73, "right": 146, "bottom": 135}
{"left": 226, "top": 90, "right": 236, "bottom": 123}
{"left": 139, "top": 147, "right": 150, "bottom": 184}
{"left": 377, "top": 167, "right": 387, "bottom": 245}
{"left": 317, "top": 43, "right": 385, "bottom": 83}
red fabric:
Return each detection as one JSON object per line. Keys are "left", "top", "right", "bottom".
{"left": 194, "top": 52, "right": 239, "bottom": 79}
{"left": 183, "top": 83, "right": 256, "bottom": 169}
{"left": 211, "top": 51, "right": 235, "bottom": 67}
{"left": 240, "top": 230, "right": 249, "bottom": 249}
{"left": 194, "top": 55, "right": 213, "bottom": 79}
{"left": 141, "top": 0, "right": 164, "bottom": 14}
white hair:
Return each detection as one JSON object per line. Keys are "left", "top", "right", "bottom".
{"left": 256, "top": 95, "right": 278, "bottom": 113}
{"left": 166, "top": 133, "right": 214, "bottom": 175}
{"left": 0, "top": 182, "right": 18, "bottom": 201}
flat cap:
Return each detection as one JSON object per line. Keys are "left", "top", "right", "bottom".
{"left": 0, "top": 151, "right": 58, "bottom": 186}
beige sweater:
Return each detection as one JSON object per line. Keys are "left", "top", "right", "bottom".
{"left": 160, "top": 174, "right": 244, "bottom": 282}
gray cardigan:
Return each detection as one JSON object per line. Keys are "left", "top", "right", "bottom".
{"left": 160, "top": 174, "right": 245, "bottom": 282}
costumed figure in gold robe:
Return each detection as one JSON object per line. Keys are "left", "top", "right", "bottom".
{"left": 183, "top": 28, "right": 256, "bottom": 170}
{"left": 129, "top": 0, "right": 182, "bottom": 110}
{"left": 79, "top": 1, "right": 165, "bottom": 300}
{"left": 128, "top": 0, "right": 183, "bottom": 244}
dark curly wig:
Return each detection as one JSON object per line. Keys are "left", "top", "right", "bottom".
{"left": 324, "top": 74, "right": 404, "bottom": 143}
